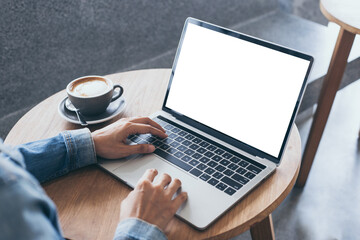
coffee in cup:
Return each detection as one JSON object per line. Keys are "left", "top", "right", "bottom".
{"left": 70, "top": 77, "right": 110, "bottom": 97}
{"left": 66, "top": 75, "right": 124, "bottom": 116}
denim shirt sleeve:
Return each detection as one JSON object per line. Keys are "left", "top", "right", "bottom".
{"left": 16, "top": 128, "right": 97, "bottom": 183}
{"left": 0, "top": 128, "right": 96, "bottom": 239}
{"left": 114, "top": 218, "right": 167, "bottom": 240}
{"left": 0, "top": 139, "right": 65, "bottom": 239}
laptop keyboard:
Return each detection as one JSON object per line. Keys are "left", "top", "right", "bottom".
{"left": 128, "top": 116, "right": 266, "bottom": 196}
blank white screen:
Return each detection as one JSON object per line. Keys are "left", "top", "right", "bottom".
{"left": 166, "top": 23, "right": 310, "bottom": 158}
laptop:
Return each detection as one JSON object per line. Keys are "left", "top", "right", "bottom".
{"left": 99, "top": 17, "right": 313, "bottom": 230}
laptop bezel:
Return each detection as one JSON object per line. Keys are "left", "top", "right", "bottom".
{"left": 161, "top": 17, "right": 313, "bottom": 165}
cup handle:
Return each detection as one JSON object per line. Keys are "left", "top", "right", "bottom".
{"left": 111, "top": 85, "right": 124, "bottom": 102}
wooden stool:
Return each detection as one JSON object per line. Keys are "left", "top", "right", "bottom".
{"left": 296, "top": 0, "right": 360, "bottom": 187}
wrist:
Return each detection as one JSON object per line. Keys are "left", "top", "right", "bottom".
{"left": 115, "top": 218, "right": 167, "bottom": 240}
{"left": 90, "top": 131, "right": 99, "bottom": 155}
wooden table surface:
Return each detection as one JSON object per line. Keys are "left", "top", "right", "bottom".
{"left": 296, "top": 0, "right": 360, "bottom": 187}
{"left": 5, "top": 69, "right": 301, "bottom": 240}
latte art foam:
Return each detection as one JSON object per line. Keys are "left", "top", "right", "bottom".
{"left": 71, "top": 79, "right": 109, "bottom": 97}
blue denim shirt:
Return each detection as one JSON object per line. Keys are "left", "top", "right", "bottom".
{"left": 0, "top": 128, "right": 166, "bottom": 240}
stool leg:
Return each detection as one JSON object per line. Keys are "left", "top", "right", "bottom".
{"left": 250, "top": 214, "right": 275, "bottom": 240}
{"left": 296, "top": 28, "right": 356, "bottom": 187}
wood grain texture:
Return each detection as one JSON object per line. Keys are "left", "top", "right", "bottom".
{"left": 320, "top": 0, "right": 360, "bottom": 34}
{"left": 5, "top": 69, "right": 301, "bottom": 240}
{"left": 296, "top": 28, "right": 356, "bottom": 187}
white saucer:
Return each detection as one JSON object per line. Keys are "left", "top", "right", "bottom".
{"left": 58, "top": 96, "right": 126, "bottom": 125}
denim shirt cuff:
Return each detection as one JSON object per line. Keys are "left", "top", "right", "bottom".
{"left": 61, "top": 128, "right": 97, "bottom": 168}
{"left": 114, "top": 218, "right": 167, "bottom": 240}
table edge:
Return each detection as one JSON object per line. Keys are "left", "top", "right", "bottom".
{"left": 207, "top": 126, "right": 301, "bottom": 239}
{"left": 320, "top": 1, "right": 360, "bottom": 35}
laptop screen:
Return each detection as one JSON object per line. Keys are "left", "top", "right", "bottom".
{"left": 163, "top": 18, "right": 313, "bottom": 163}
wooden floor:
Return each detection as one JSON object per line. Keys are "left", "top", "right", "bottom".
{"left": 233, "top": 79, "right": 360, "bottom": 240}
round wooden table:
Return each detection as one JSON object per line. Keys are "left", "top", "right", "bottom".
{"left": 5, "top": 69, "right": 301, "bottom": 240}
{"left": 297, "top": 0, "right": 360, "bottom": 187}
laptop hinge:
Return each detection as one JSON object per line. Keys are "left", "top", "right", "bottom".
{"left": 255, "top": 156, "right": 269, "bottom": 165}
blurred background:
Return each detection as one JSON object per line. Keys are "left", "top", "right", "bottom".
{"left": 2, "top": 0, "right": 359, "bottom": 139}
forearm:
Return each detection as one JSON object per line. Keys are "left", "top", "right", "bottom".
{"left": 16, "top": 128, "right": 97, "bottom": 183}
{"left": 0, "top": 140, "right": 66, "bottom": 239}
{"left": 0, "top": 175, "right": 64, "bottom": 240}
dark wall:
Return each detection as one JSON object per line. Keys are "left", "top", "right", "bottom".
{"left": 0, "top": 0, "right": 278, "bottom": 138}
